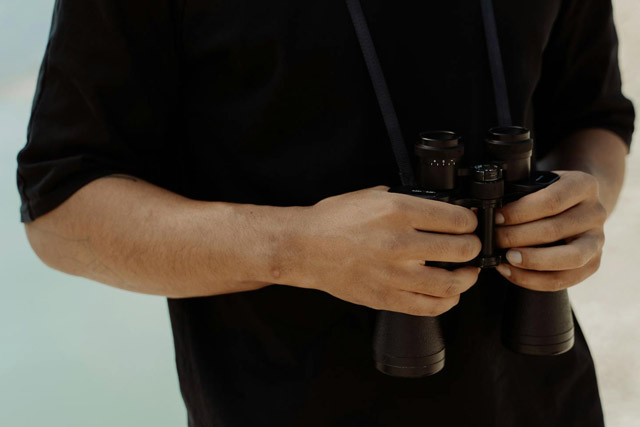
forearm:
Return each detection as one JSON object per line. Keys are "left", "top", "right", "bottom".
{"left": 537, "top": 128, "right": 628, "bottom": 216}
{"left": 24, "top": 176, "right": 485, "bottom": 316}
{"left": 25, "top": 175, "right": 302, "bottom": 298}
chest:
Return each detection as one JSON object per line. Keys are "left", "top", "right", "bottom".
{"left": 180, "top": 0, "right": 561, "bottom": 82}
{"left": 176, "top": 0, "right": 563, "bottom": 200}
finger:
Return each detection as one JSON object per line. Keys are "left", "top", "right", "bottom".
{"left": 399, "top": 231, "right": 482, "bottom": 263}
{"left": 496, "top": 171, "right": 598, "bottom": 225}
{"left": 504, "top": 231, "right": 604, "bottom": 271}
{"left": 391, "top": 194, "right": 477, "bottom": 234}
{"left": 385, "top": 290, "right": 460, "bottom": 317}
{"left": 495, "top": 201, "right": 605, "bottom": 248}
{"left": 495, "top": 254, "right": 602, "bottom": 292}
{"left": 397, "top": 264, "right": 480, "bottom": 298}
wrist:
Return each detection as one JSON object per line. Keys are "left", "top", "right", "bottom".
{"left": 536, "top": 128, "right": 627, "bottom": 216}
{"left": 221, "top": 202, "right": 311, "bottom": 290}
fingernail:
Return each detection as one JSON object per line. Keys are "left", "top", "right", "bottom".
{"left": 495, "top": 212, "right": 505, "bottom": 224}
{"left": 506, "top": 250, "right": 522, "bottom": 265}
{"left": 496, "top": 265, "right": 511, "bottom": 277}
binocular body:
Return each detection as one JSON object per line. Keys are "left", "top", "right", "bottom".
{"left": 373, "top": 126, "right": 575, "bottom": 377}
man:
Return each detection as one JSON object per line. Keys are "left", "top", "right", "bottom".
{"left": 17, "top": 0, "right": 634, "bottom": 425}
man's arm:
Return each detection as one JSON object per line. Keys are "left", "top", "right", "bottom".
{"left": 25, "top": 175, "right": 482, "bottom": 315}
{"left": 494, "top": 128, "right": 628, "bottom": 289}
{"left": 24, "top": 175, "right": 296, "bottom": 298}
{"left": 537, "top": 128, "right": 628, "bottom": 215}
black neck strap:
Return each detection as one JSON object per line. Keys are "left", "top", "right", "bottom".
{"left": 345, "top": 0, "right": 416, "bottom": 186}
{"left": 345, "top": 0, "right": 512, "bottom": 185}
{"left": 480, "top": 0, "right": 512, "bottom": 126}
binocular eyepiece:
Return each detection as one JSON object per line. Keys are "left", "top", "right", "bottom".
{"left": 373, "top": 126, "right": 575, "bottom": 378}
{"left": 415, "top": 126, "right": 533, "bottom": 189}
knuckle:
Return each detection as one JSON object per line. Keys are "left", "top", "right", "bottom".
{"left": 445, "top": 237, "right": 477, "bottom": 262}
{"left": 439, "top": 275, "right": 461, "bottom": 298}
{"left": 458, "top": 242, "right": 474, "bottom": 261}
{"left": 379, "top": 233, "right": 405, "bottom": 254}
{"left": 547, "top": 274, "right": 568, "bottom": 292}
{"left": 570, "top": 249, "right": 590, "bottom": 269}
{"left": 425, "top": 296, "right": 458, "bottom": 316}
{"left": 412, "top": 301, "right": 437, "bottom": 317}
{"left": 585, "top": 173, "right": 599, "bottom": 196}
{"left": 401, "top": 299, "right": 422, "bottom": 316}
{"left": 545, "top": 190, "right": 564, "bottom": 213}
{"left": 423, "top": 304, "right": 443, "bottom": 317}
{"left": 462, "top": 236, "right": 482, "bottom": 260}
{"left": 430, "top": 238, "right": 452, "bottom": 259}
{"left": 593, "top": 202, "right": 607, "bottom": 225}
{"left": 522, "top": 253, "right": 541, "bottom": 270}
{"left": 373, "top": 263, "right": 392, "bottom": 284}
{"left": 442, "top": 295, "right": 460, "bottom": 313}
{"left": 374, "top": 286, "right": 393, "bottom": 308}
{"left": 590, "top": 253, "right": 602, "bottom": 272}
{"left": 549, "top": 219, "right": 567, "bottom": 239}
{"left": 503, "top": 207, "right": 521, "bottom": 225}
{"left": 395, "top": 294, "right": 425, "bottom": 316}
{"left": 516, "top": 271, "right": 559, "bottom": 292}
{"left": 530, "top": 277, "right": 555, "bottom": 292}
{"left": 452, "top": 268, "right": 478, "bottom": 292}
{"left": 451, "top": 210, "right": 475, "bottom": 233}
{"left": 382, "top": 198, "right": 406, "bottom": 218}
{"left": 497, "top": 228, "right": 515, "bottom": 248}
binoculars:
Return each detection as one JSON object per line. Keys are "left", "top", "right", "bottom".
{"left": 373, "top": 126, "right": 575, "bottom": 377}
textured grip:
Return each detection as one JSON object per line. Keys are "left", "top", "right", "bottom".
{"left": 502, "top": 286, "right": 574, "bottom": 355}
{"left": 373, "top": 311, "right": 445, "bottom": 377}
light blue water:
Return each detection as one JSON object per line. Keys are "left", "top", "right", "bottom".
{"left": 0, "top": 2, "right": 186, "bottom": 426}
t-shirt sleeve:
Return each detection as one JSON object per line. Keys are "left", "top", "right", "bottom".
{"left": 532, "top": 0, "right": 635, "bottom": 159}
{"left": 16, "top": 0, "right": 182, "bottom": 223}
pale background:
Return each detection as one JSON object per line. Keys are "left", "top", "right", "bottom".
{"left": 0, "top": 1, "right": 638, "bottom": 426}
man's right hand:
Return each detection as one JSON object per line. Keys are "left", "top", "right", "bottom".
{"left": 284, "top": 186, "right": 482, "bottom": 316}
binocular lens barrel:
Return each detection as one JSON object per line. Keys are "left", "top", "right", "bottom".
{"left": 502, "top": 287, "right": 575, "bottom": 355}
{"left": 486, "top": 126, "right": 533, "bottom": 182}
{"left": 373, "top": 311, "right": 446, "bottom": 377}
{"left": 415, "top": 131, "right": 464, "bottom": 191}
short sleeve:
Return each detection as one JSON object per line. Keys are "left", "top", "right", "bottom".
{"left": 16, "top": 0, "right": 182, "bottom": 222}
{"left": 532, "top": 0, "right": 635, "bottom": 159}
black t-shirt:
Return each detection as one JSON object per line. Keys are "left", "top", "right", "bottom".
{"left": 17, "top": 0, "right": 634, "bottom": 426}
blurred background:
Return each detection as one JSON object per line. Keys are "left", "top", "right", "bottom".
{"left": 1, "top": 1, "right": 638, "bottom": 426}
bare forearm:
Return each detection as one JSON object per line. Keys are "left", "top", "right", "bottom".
{"left": 25, "top": 175, "right": 301, "bottom": 298}
{"left": 537, "top": 128, "right": 628, "bottom": 216}
{"left": 24, "top": 177, "right": 486, "bottom": 316}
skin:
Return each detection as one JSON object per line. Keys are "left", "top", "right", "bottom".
{"left": 24, "top": 128, "right": 627, "bottom": 314}
{"left": 495, "top": 128, "right": 628, "bottom": 291}
{"left": 25, "top": 176, "right": 481, "bottom": 317}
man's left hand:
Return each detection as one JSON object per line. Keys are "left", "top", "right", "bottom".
{"left": 494, "top": 170, "right": 607, "bottom": 291}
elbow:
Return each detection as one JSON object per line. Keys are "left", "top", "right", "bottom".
{"left": 24, "top": 215, "right": 84, "bottom": 276}
{"left": 24, "top": 220, "right": 62, "bottom": 272}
